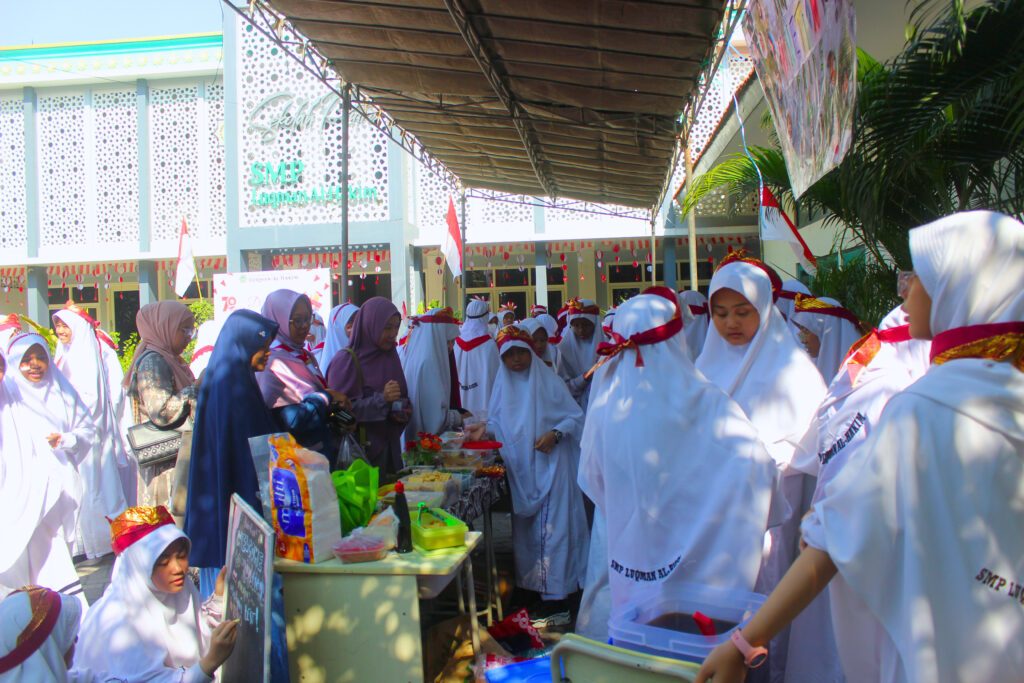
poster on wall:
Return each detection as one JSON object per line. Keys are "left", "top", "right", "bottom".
{"left": 742, "top": 0, "right": 857, "bottom": 198}
{"left": 214, "top": 268, "right": 332, "bottom": 320}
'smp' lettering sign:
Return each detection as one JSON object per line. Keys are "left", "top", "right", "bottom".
{"left": 221, "top": 494, "right": 274, "bottom": 683}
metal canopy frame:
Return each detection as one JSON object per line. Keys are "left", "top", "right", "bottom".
{"left": 225, "top": 0, "right": 747, "bottom": 220}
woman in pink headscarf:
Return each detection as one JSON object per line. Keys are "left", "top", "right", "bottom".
{"left": 256, "top": 289, "right": 351, "bottom": 463}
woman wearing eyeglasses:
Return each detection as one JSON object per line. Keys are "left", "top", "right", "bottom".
{"left": 256, "top": 289, "right": 352, "bottom": 466}
{"left": 124, "top": 301, "right": 199, "bottom": 509}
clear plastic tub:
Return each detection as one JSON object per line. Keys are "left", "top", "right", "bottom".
{"left": 332, "top": 534, "right": 388, "bottom": 564}
{"left": 607, "top": 582, "right": 765, "bottom": 663}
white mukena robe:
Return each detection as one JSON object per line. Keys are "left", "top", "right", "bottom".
{"left": 0, "top": 334, "right": 95, "bottom": 606}
{"left": 53, "top": 309, "right": 130, "bottom": 558}
{"left": 489, "top": 325, "right": 588, "bottom": 597}
{"left": 453, "top": 299, "right": 500, "bottom": 416}
{"left": 810, "top": 211, "right": 1024, "bottom": 682}
{"left": 578, "top": 289, "right": 778, "bottom": 642}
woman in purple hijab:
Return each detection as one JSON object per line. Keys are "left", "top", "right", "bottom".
{"left": 325, "top": 297, "right": 410, "bottom": 475}
{"left": 257, "top": 289, "right": 351, "bottom": 462}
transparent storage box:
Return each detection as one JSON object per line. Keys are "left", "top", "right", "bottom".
{"left": 607, "top": 582, "right": 765, "bottom": 663}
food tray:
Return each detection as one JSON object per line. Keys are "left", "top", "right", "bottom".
{"left": 411, "top": 507, "right": 467, "bottom": 551}
{"left": 332, "top": 534, "right": 388, "bottom": 564}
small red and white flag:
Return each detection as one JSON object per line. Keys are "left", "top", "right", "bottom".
{"left": 174, "top": 217, "right": 197, "bottom": 297}
{"left": 760, "top": 187, "right": 817, "bottom": 275}
{"left": 441, "top": 196, "right": 463, "bottom": 279}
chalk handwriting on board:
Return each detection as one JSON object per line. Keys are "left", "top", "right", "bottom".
{"left": 221, "top": 494, "right": 274, "bottom": 683}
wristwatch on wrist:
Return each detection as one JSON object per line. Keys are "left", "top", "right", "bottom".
{"left": 730, "top": 629, "right": 768, "bottom": 669}
{"left": 551, "top": 429, "right": 563, "bottom": 444}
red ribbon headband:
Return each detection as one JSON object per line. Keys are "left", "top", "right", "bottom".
{"left": 585, "top": 286, "right": 683, "bottom": 379}
{"left": 0, "top": 586, "right": 62, "bottom": 673}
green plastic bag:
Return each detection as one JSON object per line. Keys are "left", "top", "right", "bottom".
{"left": 331, "top": 459, "right": 379, "bottom": 535}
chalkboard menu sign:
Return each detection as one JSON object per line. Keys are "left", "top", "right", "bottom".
{"left": 221, "top": 494, "right": 274, "bottom": 683}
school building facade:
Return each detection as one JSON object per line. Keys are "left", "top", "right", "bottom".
{"left": 0, "top": 9, "right": 759, "bottom": 343}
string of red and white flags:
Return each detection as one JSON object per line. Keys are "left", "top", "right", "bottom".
{"left": 427, "top": 235, "right": 752, "bottom": 286}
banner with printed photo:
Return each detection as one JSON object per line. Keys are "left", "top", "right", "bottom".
{"left": 213, "top": 268, "right": 332, "bottom": 320}
{"left": 743, "top": 0, "right": 857, "bottom": 197}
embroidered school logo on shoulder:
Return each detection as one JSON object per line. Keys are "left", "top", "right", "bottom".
{"left": 818, "top": 412, "right": 867, "bottom": 466}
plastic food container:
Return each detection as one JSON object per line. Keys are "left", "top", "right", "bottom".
{"left": 607, "top": 582, "right": 765, "bottom": 663}
{"left": 440, "top": 450, "right": 484, "bottom": 471}
{"left": 411, "top": 507, "right": 467, "bottom": 551}
{"left": 331, "top": 534, "right": 388, "bottom": 564}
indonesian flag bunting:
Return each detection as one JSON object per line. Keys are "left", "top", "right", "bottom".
{"left": 174, "top": 217, "right": 197, "bottom": 297}
{"left": 760, "top": 187, "right": 817, "bottom": 275}
{"left": 441, "top": 196, "right": 463, "bottom": 279}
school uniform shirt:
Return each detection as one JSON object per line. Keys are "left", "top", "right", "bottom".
{"left": 578, "top": 288, "right": 777, "bottom": 640}
{"left": 813, "top": 211, "right": 1024, "bottom": 682}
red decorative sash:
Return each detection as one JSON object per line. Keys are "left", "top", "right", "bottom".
{"left": 688, "top": 304, "right": 708, "bottom": 317}
{"left": 929, "top": 322, "right": 1024, "bottom": 371}
{"left": 547, "top": 335, "right": 562, "bottom": 345}
{"left": 585, "top": 286, "right": 682, "bottom": 379}
{"left": 0, "top": 587, "right": 62, "bottom": 673}
{"left": 455, "top": 335, "right": 494, "bottom": 352}
{"left": 776, "top": 290, "right": 799, "bottom": 301}
{"left": 841, "top": 324, "right": 912, "bottom": 371}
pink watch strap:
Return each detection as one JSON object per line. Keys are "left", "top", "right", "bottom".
{"left": 730, "top": 629, "right": 768, "bottom": 668}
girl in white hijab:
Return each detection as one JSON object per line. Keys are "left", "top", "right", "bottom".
{"left": 577, "top": 287, "right": 778, "bottom": 642}
{"left": 0, "top": 586, "right": 87, "bottom": 682}
{"left": 783, "top": 305, "right": 931, "bottom": 683}
{"left": 519, "top": 318, "right": 556, "bottom": 369}
{"left": 679, "top": 290, "right": 709, "bottom": 361}
{"left": 453, "top": 299, "right": 499, "bottom": 415}
{"left": 776, "top": 279, "right": 812, "bottom": 342}
{"left": 75, "top": 506, "right": 237, "bottom": 682}
{"left": 489, "top": 324, "right": 587, "bottom": 605}
{"left": 790, "top": 296, "right": 863, "bottom": 382}
{"left": 0, "top": 335, "right": 95, "bottom": 606}
{"left": 695, "top": 260, "right": 825, "bottom": 681}
{"left": 534, "top": 313, "right": 561, "bottom": 366}
{"left": 555, "top": 299, "right": 603, "bottom": 410}
{"left": 52, "top": 308, "right": 130, "bottom": 559}
{"left": 697, "top": 210, "right": 1024, "bottom": 683}
{"left": 317, "top": 302, "right": 359, "bottom": 370}
{"left": 402, "top": 308, "right": 464, "bottom": 443}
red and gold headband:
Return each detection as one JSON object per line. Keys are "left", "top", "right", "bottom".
{"left": 793, "top": 293, "right": 861, "bottom": 328}
{"left": 108, "top": 505, "right": 175, "bottom": 555}
{"left": 412, "top": 307, "right": 459, "bottom": 325}
{"left": 496, "top": 325, "right": 536, "bottom": 354}
{"left": 0, "top": 586, "right": 62, "bottom": 673}
{"left": 567, "top": 298, "right": 600, "bottom": 316}
{"left": 716, "top": 250, "right": 783, "bottom": 300}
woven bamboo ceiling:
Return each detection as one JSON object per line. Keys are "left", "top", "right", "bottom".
{"left": 265, "top": 0, "right": 729, "bottom": 208}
